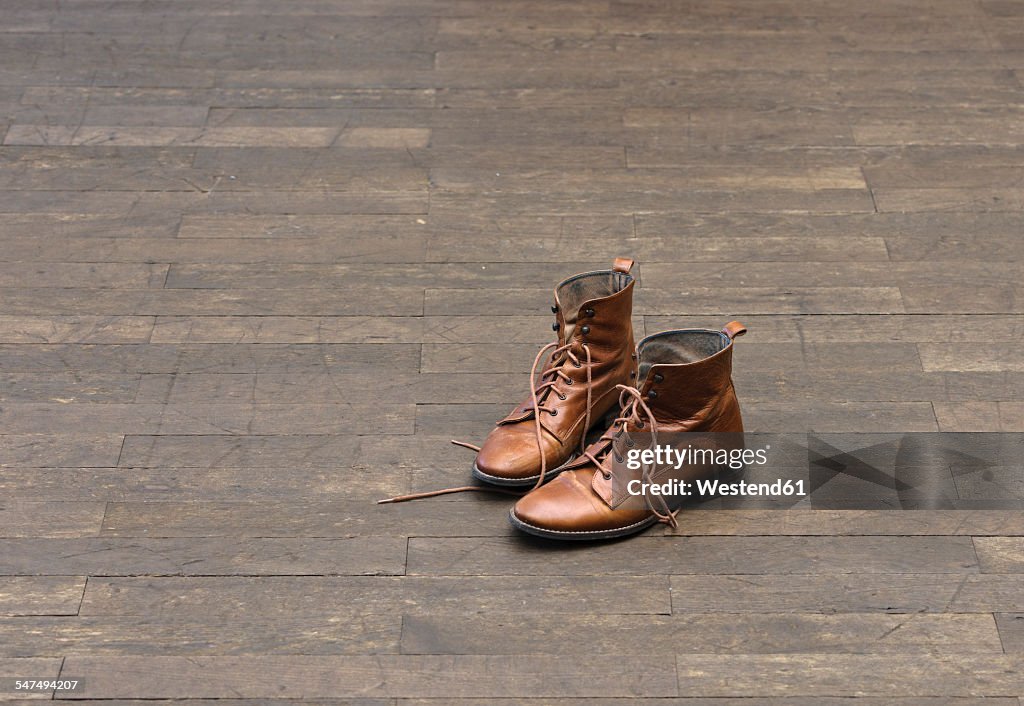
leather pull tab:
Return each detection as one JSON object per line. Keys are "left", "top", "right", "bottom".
{"left": 612, "top": 257, "right": 634, "bottom": 273}
{"left": 722, "top": 321, "right": 747, "bottom": 339}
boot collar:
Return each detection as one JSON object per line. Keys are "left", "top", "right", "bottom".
{"left": 551, "top": 258, "right": 635, "bottom": 346}
{"left": 634, "top": 323, "right": 746, "bottom": 417}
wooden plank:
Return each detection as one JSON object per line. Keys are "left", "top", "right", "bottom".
{"left": 0, "top": 288, "right": 425, "bottom": 316}
{"left": 0, "top": 614, "right": 400, "bottom": 656}
{"left": 0, "top": 214, "right": 180, "bottom": 240}
{"left": 0, "top": 317, "right": 153, "bottom": 344}
{"left": 19, "top": 85, "right": 434, "bottom": 108}
{"left": 976, "top": 537, "right": 1024, "bottom": 572}
{"left": 0, "top": 538, "right": 406, "bottom": 576}
{"left": 0, "top": 435, "right": 123, "bottom": 468}
{"left": 148, "top": 315, "right": 561, "bottom": 345}
{"left": 429, "top": 188, "right": 876, "bottom": 215}
{"left": 115, "top": 434, "right": 468, "bottom": 469}
{"left": 670, "top": 574, "right": 1024, "bottom": 613}
{"left": 661, "top": 511, "right": 1024, "bottom": 536}
{"left": 0, "top": 577, "right": 85, "bottom": 616}
{"left": 0, "top": 190, "right": 428, "bottom": 216}
{"left": 853, "top": 111, "right": 1024, "bottom": 146}
{"left": 0, "top": 658, "right": 62, "bottom": 700}
{"left": 80, "top": 576, "right": 670, "bottom": 617}
{"left": 0, "top": 264, "right": 167, "bottom": 289}
{"left": 739, "top": 402, "right": 939, "bottom": 432}
{"left": 0, "top": 502, "right": 105, "bottom": 538}
{"left": 641, "top": 261, "right": 1022, "bottom": 289}
{"left": 57, "top": 655, "right": 678, "bottom": 699}
{"left": 164, "top": 262, "right": 615, "bottom": 290}
{"left": 176, "top": 213, "right": 429, "bottom": 240}
{"left": 934, "top": 402, "right": 1024, "bottom": 432}
{"left": 0, "top": 373, "right": 139, "bottom": 402}
{"left": 149, "top": 316, "right": 425, "bottom": 344}
{"left": 401, "top": 612, "right": 1002, "bottom": 654}
{"left": 632, "top": 210, "right": 1024, "bottom": 239}
{"left": 0, "top": 234, "right": 428, "bottom": 264}
{"left": 45, "top": 702, "right": 389, "bottom": 706}
{"left": 131, "top": 371, "right": 548, "bottom": 404}
{"left": 671, "top": 654, "right": 1024, "bottom": 697}
{"left": 0, "top": 162, "right": 426, "bottom": 193}
{"left": 997, "top": 613, "right": 1024, "bottom": 652}
{"left": 430, "top": 165, "right": 869, "bottom": 190}
{"left": 731, "top": 370, "right": 1024, "bottom": 403}
{"left": 97, "top": 501, "right": 511, "bottom": 537}
{"left": 919, "top": 344, "right": 1023, "bottom": 372}
{"left": 0, "top": 344, "right": 421, "bottom": 374}
{"left": 0, "top": 403, "right": 414, "bottom": 435}
{"left": 874, "top": 189, "right": 1024, "bottom": 213}
{"left": 0, "top": 466, "right": 409, "bottom": 502}
{"left": 427, "top": 235, "right": 889, "bottom": 262}
{"left": 398, "top": 699, "right": 1017, "bottom": 706}
{"left": 407, "top": 537, "right": 979, "bottom": 576}
{"left": 4, "top": 126, "right": 346, "bottom": 148}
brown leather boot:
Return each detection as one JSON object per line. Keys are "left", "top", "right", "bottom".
{"left": 509, "top": 321, "right": 747, "bottom": 539}
{"left": 471, "top": 257, "right": 638, "bottom": 487}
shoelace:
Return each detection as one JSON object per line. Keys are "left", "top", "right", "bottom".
{"left": 378, "top": 338, "right": 593, "bottom": 504}
{"left": 524, "top": 340, "right": 593, "bottom": 490}
{"left": 582, "top": 384, "right": 679, "bottom": 529}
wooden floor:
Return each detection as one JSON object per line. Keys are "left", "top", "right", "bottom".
{"left": 1, "top": 0, "right": 1023, "bottom": 702}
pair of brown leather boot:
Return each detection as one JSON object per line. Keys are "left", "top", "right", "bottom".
{"left": 384, "top": 258, "right": 746, "bottom": 540}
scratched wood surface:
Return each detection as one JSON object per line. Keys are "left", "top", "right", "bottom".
{"left": 0, "top": 0, "right": 1022, "bottom": 702}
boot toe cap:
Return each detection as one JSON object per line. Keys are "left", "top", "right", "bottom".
{"left": 511, "top": 470, "right": 624, "bottom": 536}
{"left": 475, "top": 425, "right": 562, "bottom": 483}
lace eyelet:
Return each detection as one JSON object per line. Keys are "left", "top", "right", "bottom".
{"left": 625, "top": 436, "right": 635, "bottom": 447}
{"left": 602, "top": 471, "right": 612, "bottom": 480}
{"left": 565, "top": 378, "right": 573, "bottom": 386}
{"left": 573, "top": 361, "right": 581, "bottom": 368}
{"left": 636, "top": 421, "right": 645, "bottom": 429}
{"left": 613, "top": 453, "right": 624, "bottom": 463}
{"left": 585, "top": 308, "right": 595, "bottom": 317}
{"left": 558, "top": 393, "right": 567, "bottom": 400}
{"left": 549, "top": 409, "right": 558, "bottom": 416}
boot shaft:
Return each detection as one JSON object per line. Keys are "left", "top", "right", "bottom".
{"left": 552, "top": 257, "right": 636, "bottom": 362}
{"left": 634, "top": 322, "right": 746, "bottom": 432}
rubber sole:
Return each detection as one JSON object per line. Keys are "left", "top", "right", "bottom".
{"left": 508, "top": 508, "right": 661, "bottom": 541}
{"left": 471, "top": 455, "right": 578, "bottom": 487}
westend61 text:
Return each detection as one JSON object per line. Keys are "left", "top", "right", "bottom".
{"left": 626, "top": 478, "right": 807, "bottom": 498}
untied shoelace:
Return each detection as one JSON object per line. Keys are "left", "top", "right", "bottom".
{"left": 377, "top": 338, "right": 593, "bottom": 503}
{"left": 581, "top": 383, "right": 679, "bottom": 529}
